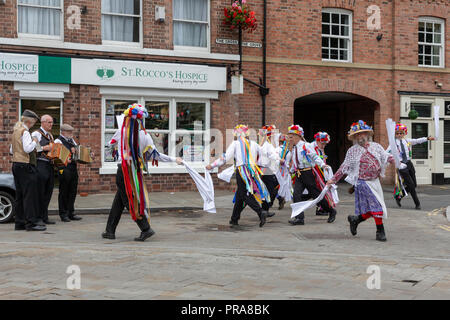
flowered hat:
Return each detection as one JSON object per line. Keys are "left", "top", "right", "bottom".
{"left": 288, "top": 124, "right": 304, "bottom": 137}
{"left": 233, "top": 124, "right": 250, "bottom": 137}
{"left": 259, "top": 125, "right": 276, "bottom": 137}
{"left": 347, "top": 120, "right": 373, "bottom": 138}
{"left": 123, "top": 103, "right": 148, "bottom": 119}
{"left": 279, "top": 134, "right": 288, "bottom": 142}
{"left": 395, "top": 122, "right": 407, "bottom": 134}
{"left": 314, "top": 132, "right": 330, "bottom": 143}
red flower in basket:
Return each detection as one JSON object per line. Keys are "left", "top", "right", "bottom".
{"left": 223, "top": 0, "right": 257, "bottom": 32}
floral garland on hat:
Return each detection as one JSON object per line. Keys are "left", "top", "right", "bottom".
{"left": 348, "top": 120, "right": 373, "bottom": 137}
{"left": 233, "top": 124, "right": 250, "bottom": 137}
{"left": 314, "top": 132, "right": 330, "bottom": 143}
{"left": 288, "top": 124, "right": 304, "bottom": 137}
{"left": 395, "top": 122, "right": 407, "bottom": 134}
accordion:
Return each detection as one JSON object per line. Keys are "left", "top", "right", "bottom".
{"left": 73, "top": 145, "right": 93, "bottom": 164}
{"left": 47, "top": 143, "right": 71, "bottom": 166}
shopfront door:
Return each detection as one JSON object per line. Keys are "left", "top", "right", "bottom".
{"left": 408, "top": 121, "right": 433, "bottom": 185}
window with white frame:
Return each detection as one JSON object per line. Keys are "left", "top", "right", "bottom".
{"left": 103, "top": 98, "right": 209, "bottom": 166}
{"left": 418, "top": 17, "right": 445, "bottom": 68}
{"left": 322, "top": 8, "right": 352, "bottom": 62}
{"left": 17, "top": 0, "right": 63, "bottom": 38}
{"left": 173, "top": 0, "right": 209, "bottom": 48}
{"left": 101, "top": 0, "right": 141, "bottom": 43}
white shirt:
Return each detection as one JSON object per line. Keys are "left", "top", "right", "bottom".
{"left": 211, "top": 139, "right": 261, "bottom": 168}
{"left": 257, "top": 141, "right": 280, "bottom": 175}
{"left": 290, "top": 141, "right": 325, "bottom": 172}
{"left": 110, "top": 129, "right": 175, "bottom": 163}
{"left": 276, "top": 145, "right": 292, "bottom": 168}
{"left": 31, "top": 127, "right": 53, "bottom": 142}
{"left": 10, "top": 123, "right": 36, "bottom": 154}
{"left": 386, "top": 137, "right": 428, "bottom": 162}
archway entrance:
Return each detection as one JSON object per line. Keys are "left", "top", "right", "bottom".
{"left": 294, "top": 92, "right": 378, "bottom": 171}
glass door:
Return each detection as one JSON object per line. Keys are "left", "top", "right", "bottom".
{"left": 410, "top": 121, "right": 432, "bottom": 185}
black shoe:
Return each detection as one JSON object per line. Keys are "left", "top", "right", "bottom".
{"left": 259, "top": 211, "right": 267, "bottom": 227}
{"left": 35, "top": 219, "right": 45, "bottom": 226}
{"left": 15, "top": 225, "right": 26, "bottom": 231}
{"left": 415, "top": 205, "right": 421, "bottom": 210}
{"left": 348, "top": 215, "right": 359, "bottom": 236}
{"left": 395, "top": 197, "right": 402, "bottom": 207}
{"left": 43, "top": 219, "right": 55, "bottom": 225}
{"left": 327, "top": 210, "right": 337, "bottom": 223}
{"left": 69, "top": 215, "right": 82, "bottom": 221}
{"left": 263, "top": 210, "right": 275, "bottom": 218}
{"left": 316, "top": 207, "right": 328, "bottom": 216}
{"left": 278, "top": 198, "right": 286, "bottom": 210}
{"left": 376, "top": 224, "right": 387, "bottom": 242}
{"left": 26, "top": 224, "right": 47, "bottom": 231}
{"left": 134, "top": 228, "right": 155, "bottom": 241}
{"left": 229, "top": 219, "right": 239, "bottom": 226}
{"left": 61, "top": 216, "right": 71, "bottom": 222}
{"left": 289, "top": 217, "right": 304, "bottom": 225}
{"left": 102, "top": 231, "right": 115, "bottom": 240}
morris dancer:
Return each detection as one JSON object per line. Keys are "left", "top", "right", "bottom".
{"left": 288, "top": 125, "right": 335, "bottom": 225}
{"left": 311, "top": 132, "right": 333, "bottom": 216}
{"left": 387, "top": 123, "right": 434, "bottom": 210}
{"left": 257, "top": 125, "right": 283, "bottom": 217}
{"left": 275, "top": 134, "right": 292, "bottom": 210}
{"left": 327, "top": 120, "right": 395, "bottom": 242}
{"left": 102, "top": 104, "right": 183, "bottom": 241}
{"left": 206, "top": 125, "right": 269, "bottom": 227}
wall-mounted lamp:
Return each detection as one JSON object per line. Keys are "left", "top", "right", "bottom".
{"left": 155, "top": 6, "right": 165, "bottom": 22}
{"left": 435, "top": 80, "right": 443, "bottom": 89}
{"left": 81, "top": 6, "right": 87, "bottom": 14}
{"left": 376, "top": 34, "right": 383, "bottom": 41}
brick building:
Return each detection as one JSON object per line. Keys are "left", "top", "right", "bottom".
{"left": 0, "top": 0, "right": 449, "bottom": 195}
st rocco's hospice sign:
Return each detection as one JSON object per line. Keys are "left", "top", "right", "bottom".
{"left": 0, "top": 53, "right": 38, "bottom": 82}
{"left": 71, "top": 58, "right": 227, "bottom": 91}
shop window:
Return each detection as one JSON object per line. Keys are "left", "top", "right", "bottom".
{"left": 322, "top": 8, "right": 352, "bottom": 62}
{"left": 20, "top": 99, "right": 61, "bottom": 137}
{"left": 102, "top": 0, "right": 141, "bottom": 43}
{"left": 104, "top": 99, "right": 137, "bottom": 162}
{"left": 173, "top": 0, "right": 209, "bottom": 48}
{"left": 410, "top": 103, "right": 432, "bottom": 118}
{"left": 411, "top": 123, "right": 428, "bottom": 160}
{"left": 418, "top": 17, "right": 445, "bottom": 68}
{"left": 444, "top": 120, "right": 450, "bottom": 164}
{"left": 18, "top": 0, "right": 63, "bottom": 38}
{"left": 103, "top": 98, "right": 209, "bottom": 168}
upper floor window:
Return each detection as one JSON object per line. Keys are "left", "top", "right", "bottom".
{"left": 322, "top": 8, "right": 352, "bottom": 62}
{"left": 173, "top": 0, "right": 209, "bottom": 49}
{"left": 18, "top": 0, "right": 63, "bottom": 38}
{"left": 102, "top": 0, "right": 141, "bottom": 43}
{"left": 418, "top": 17, "right": 445, "bottom": 68}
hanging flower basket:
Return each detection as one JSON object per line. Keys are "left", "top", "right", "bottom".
{"left": 408, "top": 109, "right": 419, "bottom": 120}
{"left": 223, "top": 0, "right": 257, "bottom": 32}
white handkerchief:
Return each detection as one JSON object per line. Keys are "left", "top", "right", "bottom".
{"left": 290, "top": 185, "right": 330, "bottom": 218}
{"left": 218, "top": 165, "right": 235, "bottom": 183}
{"left": 182, "top": 161, "right": 216, "bottom": 213}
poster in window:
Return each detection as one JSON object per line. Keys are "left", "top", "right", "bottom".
{"left": 106, "top": 103, "right": 115, "bottom": 115}
{"left": 183, "top": 145, "right": 204, "bottom": 162}
{"left": 105, "top": 115, "right": 115, "bottom": 129}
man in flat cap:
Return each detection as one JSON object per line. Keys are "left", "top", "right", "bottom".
{"left": 54, "top": 124, "right": 82, "bottom": 222}
{"left": 10, "top": 109, "right": 46, "bottom": 231}
{"left": 32, "top": 114, "right": 56, "bottom": 225}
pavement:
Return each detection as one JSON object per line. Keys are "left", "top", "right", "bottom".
{"left": 0, "top": 184, "right": 449, "bottom": 300}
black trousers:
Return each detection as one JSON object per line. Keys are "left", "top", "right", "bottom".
{"left": 261, "top": 174, "right": 279, "bottom": 211}
{"left": 399, "top": 160, "right": 420, "bottom": 206}
{"left": 12, "top": 162, "right": 40, "bottom": 227}
{"left": 293, "top": 169, "right": 335, "bottom": 220}
{"left": 105, "top": 165, "right": 150, "bottom": 234}
{"left": 36, "top": 160, "right": 55, "bottom": 222}
{"left": 58, "top": 166, "right": 78, "bottom": 218}
{"left": 231, "top": 170, "right": 262, "bottom": 222}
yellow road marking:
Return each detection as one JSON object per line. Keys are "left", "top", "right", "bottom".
{"left": 438, "top": 225, "right": 450, "bottom": 232}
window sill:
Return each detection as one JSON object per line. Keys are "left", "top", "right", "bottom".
{"left": 102, "top": 40, "right": 142, "bottom": 48}
{"left": 18, "top": 33, "right": 63, "bottom": 42}
{"left": 99, "top": 163, "right": 218, "bottom": 175}
{"left": 417, "top": 65, "right": 445, "bottom": 69}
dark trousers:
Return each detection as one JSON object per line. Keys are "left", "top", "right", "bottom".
{"left": 58, "top": 166, "right": 78, "bottom": 218}
{"left": 12, "top": 162, "right": 40, "bottom": 227}
{"left": 399, "top": 160, "right": 420, "bottom": 206}
{"left": 231, "top": 170, "right": 262, "bottom": 222}
{"left": 293, "top": 169, "right": 335, "bottom": 220}
{"left": 36, "top": 160, "right": 54, "bottom": 222}
{"left": 261, "top": 174, "right": 279, "bottom": 211}
{"left": 105, "top": 165, "right": 150, "bottom": 234}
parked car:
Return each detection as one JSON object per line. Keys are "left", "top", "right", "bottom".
{"left": 0, "top": 172, "right": 15, "bottom": 223}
